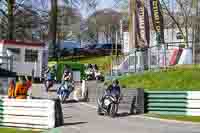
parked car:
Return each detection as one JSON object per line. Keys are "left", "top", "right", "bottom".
{"left": 79, "top": 44, "right": 98, "bottom": 56}
{"left": 92, "top": 43, "right": 122, "bottom": 55}
{"left": 60, "top": 41, "right": 81, "bottom": 57}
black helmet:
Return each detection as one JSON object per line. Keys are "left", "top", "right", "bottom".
{"left": 112, "top": 79, "right": 119, "bottom": 85}
{"left": 88, "top": 64, "right": 92, "bottom": 68}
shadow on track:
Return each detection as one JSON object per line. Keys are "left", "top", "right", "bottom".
{"left": 116, "top": 112, "right": 133, "bottom": 118}
{"left": 63, "top": 122, "right": 88, "bottom": 126}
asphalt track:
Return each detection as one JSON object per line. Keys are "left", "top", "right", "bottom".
{"left": 32, "top": 82, "right": 200, "bottom": 133}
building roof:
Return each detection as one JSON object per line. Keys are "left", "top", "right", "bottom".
{"left": 0, "top": 40, "right": 45, "bottom": 47}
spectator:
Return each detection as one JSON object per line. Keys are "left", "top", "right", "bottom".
{"left": 26, "top": 76, "right": 32, "bottom": 89}
{"left": 26, "top": 76, "right": 32, "bottom": 99}
{"left": 15, "top": 76, "right": 28, "bottom": 99}
{"left": 8, "top": 80, "right": 15, "bottom": 98}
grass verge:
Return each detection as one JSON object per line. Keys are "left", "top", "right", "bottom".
{"left": 146, "top": 114, "right": 200, "bottom": 123}
{"left": 119, "top": 67, "right": 200, "bottom": 91}
{"left": 0, "top": 128, "right": 40, "bottom": 133}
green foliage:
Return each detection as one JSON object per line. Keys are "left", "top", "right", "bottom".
{"left": 49, "top": 61, "right": 85, "bottom": 81}
{"left": 119, "top": 67, "right": 200, "bottom": 91}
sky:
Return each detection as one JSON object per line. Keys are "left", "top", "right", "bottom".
{"left": 99, "top": 0, "right": 115, "bottom": 9}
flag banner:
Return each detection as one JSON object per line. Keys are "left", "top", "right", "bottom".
{"left": 135, "top": 0, "right": 150, "bottom": 48}
{"left": 150, "top": 0, "right": 164, "bottom": 43}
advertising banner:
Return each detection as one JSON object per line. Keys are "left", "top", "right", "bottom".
{"left": 150, "top": 0, "right": 164, "bottom": 43}
{"left": 135, "top": 0, "right": 150, "bottom": 48}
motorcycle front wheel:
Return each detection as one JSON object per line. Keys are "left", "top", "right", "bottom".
{"left": 109, "top": 104, "right": 117, "bottom": 118}
{"left": 97, "top": 106, "right": 103, "bottom": 115}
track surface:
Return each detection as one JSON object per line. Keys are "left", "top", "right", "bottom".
{"left": 32, "top": 82, "right": 200, "bottom": 133}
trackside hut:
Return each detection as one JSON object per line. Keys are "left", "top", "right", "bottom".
{"left": 0, "top": 40, "right": 48, "bottom": 78}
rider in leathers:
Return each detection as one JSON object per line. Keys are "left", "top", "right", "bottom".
{"left": 58, "top": 65, "right": 74, "bottom": 94}
{"left": 101, "top": 79, "right": 121, "bottom": 105}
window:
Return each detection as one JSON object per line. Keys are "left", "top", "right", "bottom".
{"left": 6, "top": 48, "right": 20, "bottom": 61}
{"left": 25, "top": 49, "right": 38, "bottom": 62}
{"left": 151, "top": 55, "right": 157, "bottom": 65}
{"left": 129, "top": 55, "right": 138, "bottom": 66}
{"left": 176, "top": 32, "right": 184, "bottom": 40}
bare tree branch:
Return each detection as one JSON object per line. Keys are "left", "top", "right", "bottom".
{"left": 161, "top": 0, "right": 187, "bottom": 43}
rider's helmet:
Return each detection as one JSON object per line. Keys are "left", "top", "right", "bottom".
{"left": 88, "top": 64, "right": 92, "bottom": 69}
{"left": 112, "top": 79, "right": 119, "bottom": 87}
{"left": 93, "top": 64, "right": 98, "bottom": 70}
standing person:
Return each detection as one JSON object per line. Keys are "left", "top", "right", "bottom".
{"left": 52, "top": 65, "right": 57, "bottom": 81}
{"left": 15, "top": 76, "right": 28, "bottom": 99}
{"left": 44, "top": 68, "right": 54, "bottom": 92}
{"left": 26, "top": 76, "right": 32, "bottom": 99}
{"left": 8, "top": 80, "right": 15, "bottom": 98}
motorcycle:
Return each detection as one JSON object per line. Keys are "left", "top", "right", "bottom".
{"left": 57, "top": 81, "right": 74, "bottom": 103}
{"left": 94, "top": 70, "right": 104, "bottom": 82}
{"left": 85, "top": 69, "right": 95, "bottom": 80}
{"left": 97, "top": 92, "right": 120, "bottom": 118}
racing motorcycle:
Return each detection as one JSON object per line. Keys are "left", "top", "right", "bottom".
{"left": 85, "top": 69, "right": 95, "bottom": 80}
{"left": 97, "top": 92, "right": 120, "bottom": 118}
{"left": 57, "top": 80, "right": 74, "bottom": 103}
{"left": 94, "top": 70, "right": 104, "bottom": 82}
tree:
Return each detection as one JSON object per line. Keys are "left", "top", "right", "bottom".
{"left": 160, "top": 0, "right": 196, "bottom": 47}
{"left": 0, "top": 0, "right": 47, "bottom": 40}
{"left": 85, "top": 9, "right": 122, "bottom": 44}
{"left": 57, "top": 6, "right": 82, "bottom": 40}
{"left": 7, "top": 0, "right": 15, "bottom": 40}
{"left": 48, "top": 0, "right": 98, "bottom": 58}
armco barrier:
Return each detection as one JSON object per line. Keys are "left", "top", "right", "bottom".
{"left": 0, "top": 98, "right": 63, "bottom": 129}
{"left": 145, "top": 91, "right": 200, "bottom": 116}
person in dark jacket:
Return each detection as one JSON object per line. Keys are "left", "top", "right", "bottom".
{"left": 104, "top": 79, "right": 121, "bottom": 100}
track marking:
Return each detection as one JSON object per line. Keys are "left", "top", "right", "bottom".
{"left": 80, "top": 102, "right": 97, "bottom": 109}
{"left": 80, "top": 102, "right": 200, "bottom": 125}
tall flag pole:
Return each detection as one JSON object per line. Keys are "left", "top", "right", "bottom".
{"left": 129, "top": 0, "right": 136, "bottom": 51}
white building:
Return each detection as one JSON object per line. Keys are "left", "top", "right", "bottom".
{"left": 0, "top": 40, "right": 48, "bottom": 78}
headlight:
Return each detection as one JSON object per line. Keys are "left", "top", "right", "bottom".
{"left": 104, "top": 99, "right": 111, "bottom": 106}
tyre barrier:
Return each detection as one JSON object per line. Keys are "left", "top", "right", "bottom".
{"left": 0, "top": 98, "right": 63, "bottom": 129}
{"left": 145, "top": 91, "right": 200, "bottom": 116}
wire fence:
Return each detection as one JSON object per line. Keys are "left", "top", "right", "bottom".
{"left": 111, "top": 42, "right": 200, "bottom": 75}
{"left": 0, "top": 54, "right": 14, "bottom": 72}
